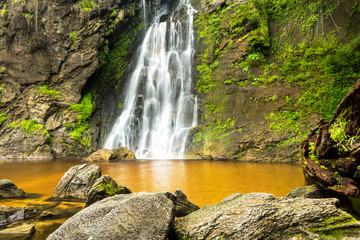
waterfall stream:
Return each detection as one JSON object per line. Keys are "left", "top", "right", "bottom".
{"left": 104, "top": 0, "right": 197, "bottom": 159}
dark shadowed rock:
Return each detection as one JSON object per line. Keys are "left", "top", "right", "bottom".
{"left": 174, "top": 193, "right": 360, "bottom": 239}
{"left": 301, "top": 79, "right": 360, "bottom": 197}
{"left": 85, "top": 175, "right": 131, "bottom": 207}
{"left": 53, "top": 164, "right": 101, "bottom": 200}
{"left": 83, "top": 147, "right": 136, "bottom": 162}
{"left": 0, "top": 223, "right": 35, "bottom": 239}
{"left": 286, "top": 184, "right": 339, "bottom": 199}
{"left": 0, "top": 179, "right": 26, "bottom": 198}
{"left": 173, "top": 189, "right": 200, "bottom": 217}
{"left": 47, "top": 192, "right": 175, "bottom": 240}
{"left": 0, "top": 206, "right": 37, "bottom": 227}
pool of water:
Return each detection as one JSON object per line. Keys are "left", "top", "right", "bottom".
{"left": 0, "top": 159, "right": 306, "bottom": 239}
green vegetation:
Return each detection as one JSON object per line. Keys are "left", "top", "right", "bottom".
{"left": 69, "top": 31, "right": 77, "bottom": 47}
{"left": 36, "top": 85, "right": 61, "bottom": 99}
{"left": 309, "top": 214, "right": 359, "bottom": 238}
{"left": 8, "top": 119, "right": 50, "bottom": 137}
{"left": 97, "top": 15, "right": 143, "bottom": 89}
{"left": 195, "top": 0, "right": 269, "bottom": 93}
{"left": 78, "top": 0, "right": 98, "bottom": 12}
{"left": 329, "top": 112, "right": 360, "bottom": 153}
{"left": 1, "top": 6, "right": 8, "bottom": 17}
{"left": 0, "top": 113, "right": 8, "bottom": 126}
{"left": 194, "top": 0, "right": 360, "bottom": 156}
{"left": 66, "top": 93, "right": 93, "bottom": 147}
{"left": 22, "top": 13, "right": 33, "bottom": 20}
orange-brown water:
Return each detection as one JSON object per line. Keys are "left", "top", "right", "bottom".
{"left": 0, "top": 159, "right": 306, "bottom": 239}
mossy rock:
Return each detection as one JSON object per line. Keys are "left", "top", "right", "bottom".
{"left": 85, "top": 175, "right": 131, "bottom": 207}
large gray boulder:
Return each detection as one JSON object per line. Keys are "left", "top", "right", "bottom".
{"left": 0, "top": 179, "right": 26, "bottom": 198}
{"left": 0, "top": 205, "right": 37, "bottom": 227}
{"left": 85, "top": 175, "right": 131, "bottom": 207}
{"left": 83, "top": 147, "right": 136, "bottom": 162}
{"left": 47, "top": 192, "right": 175, "bottom": 240}
{"left": 174, "top": 193, "right": 360, "bottom": 239}
{"left": 53, "top": 164, "right": 101, "bottom": 200}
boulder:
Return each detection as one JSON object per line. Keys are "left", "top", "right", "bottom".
{"left": 53, "top": 164, "right": 101, "bottom": 200}
{"left": 0, "top": 205, "right": 37, "bottom": 227}
{"left": 83, "top": 147, "right": 136, "bottom": 162}
{"left": 85, "top": 175, "right": 131, "bottom": 207}
{"left": 285, "top": 184, "right": 339, "bottom": 199}
{"left": 174, "top": 193, "right": 360, "bottom": 239}
{"left": 173, "top": 189, "right": 200, "bottom": 217}
{"left": 47, "top": 192, "right": 175, "bottom": 240}
{"left": 0, "top": 179, "right": 26, "bottom": 198}
{"left": 0, "top": 224, "right": 35, "bottom": 240}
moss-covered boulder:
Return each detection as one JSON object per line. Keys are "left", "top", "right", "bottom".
{"left": 174, "top": 193, "right": 360, "bottom": 239}
{"left": 53, "top": 164, "right": 101, "bottom": 200}
{"left": 85, "top": 175, "right": 131, "bottom": 207}
{"left": 301, "top": 79, "right": 360, "bottom": 198}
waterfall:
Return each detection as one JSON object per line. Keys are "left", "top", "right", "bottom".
{"left": 104, "top": 0, "right": 197, "bottom": 159}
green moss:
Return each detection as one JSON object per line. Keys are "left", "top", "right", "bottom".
{"left": 37, "top": 85, "right": 61, "bottom": 99}
{"left": 194, "top": 0, "right": 269, "bottom": 93}
{"left": 69, "top": 31, "right": 77, "bottom": 47}
{"left": 22, "top": 13, "right": 33, "bottom": 20}
{"left": 1, "top": 6, "right": 8, "bottom": 17}
{"left": 78, "top": 0, "right": 98, "bottom": 12}
{"left": 309, "top": 214, "right": 359, "bottom": 238}
{"left": 0, "top": 113, "right": 8, "bottom": 126}
{"left": 67, "top": 93, "right": 93, "bottom": 147}
{"left": 8, "top": 119, "right": 50, "bottom": 137}
{"left": 97, "top": 16, "right": 143, "bottom": 89}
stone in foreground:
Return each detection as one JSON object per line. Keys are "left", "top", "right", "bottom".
{"left": 285, "top": 184, "right": 339, "bottom": 199}
{"left": 173, "top": 189, "right": 200, "bottom": 217}
{"left": 47, "top": 192, "right": 174, "bottom": 240}
{"left": 0, "top": 179, "right": 26, "bottom": 198}
{"left": 85, "top": 175, "right": 131, "bottom": 207}
{"left": 83, "top": 147, "right": 136, "bottom": 162}
{"left": 0, "top": 205, "right": 37, "bottom": 227}
{"left": 53, "top": 164, "right": 101, "bottom": 200}
{"left": 174, "top": 193, "right": 360, "bottom": 239}
{"left": 0, "top": 223, "right": 35, "bottom": 239}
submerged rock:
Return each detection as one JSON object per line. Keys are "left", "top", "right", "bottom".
{"left": 0, "top": 205, "right": 37, "bottom": 227}
{"left": 83, "top": 147, "right": 136, "bottom": 162}
{"left": 53, "top": 164, "right": 101, "bottom": 200}
{"left": 0, "top": 223, "right": 35, "bottom": 239}
{"left": 85, "top": 175, "right": 131, "bottom": 207}
{"left": 0, "top": 179, "right": 26, "bottom": 198}
{"left": 174, "top": 192, "right": 360, "bottom": 239}
{"left": 47, "top": 192, "right": 175, "bottom": 240}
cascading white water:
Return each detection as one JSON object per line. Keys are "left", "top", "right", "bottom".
{"left": 104, "top": 0, "right": 197, "bottom": 159}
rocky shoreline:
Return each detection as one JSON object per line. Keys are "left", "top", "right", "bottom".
{"left": 1, "top": 162, "right": 360, "bottom": 240}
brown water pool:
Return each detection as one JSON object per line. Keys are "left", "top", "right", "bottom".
{"left": 0, "top": 159, "right": 306, "bottom": 239}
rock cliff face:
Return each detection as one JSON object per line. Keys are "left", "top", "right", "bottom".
{"left": 0, "top": 0, "right": 145, "bottom": 159}
{"left": 1, "top": 0, "right": 359, "bottom": 161}
{"left": 184, "top": 0, "right": 360, "bottom": 161}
